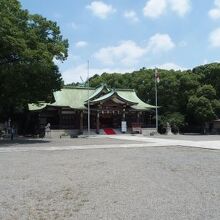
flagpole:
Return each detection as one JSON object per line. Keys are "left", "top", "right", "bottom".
{"left": 87, "top": 60, "right": 90, "bottom": 136}
{"left": 155, "top": 68, "right": 158, "bottom": 133}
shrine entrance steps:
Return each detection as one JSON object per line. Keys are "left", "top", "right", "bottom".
{"left": 103, "top": 128, "right": 116, "bottom": 135}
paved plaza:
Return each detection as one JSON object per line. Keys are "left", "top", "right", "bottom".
{"left": 0, "top": 135, "right": 220, "bottom": 219}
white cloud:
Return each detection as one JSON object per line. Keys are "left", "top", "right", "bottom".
{"left": 147, "top": 33, "right": 175, "bottom": 53}
{"left": 209, "top": 0, "right": 220, "bottom": 20}
{"left": 209, "top": 28, "right": 220, "bottom": 47}
{"left": 124, "top": 10, "right": 139, "bottom": 23}
{"left": 215, "top": 0, "right": 220, "bottom": 7}
{"left": 156, "top": 62, "right": 186, "bottom": 70}
{"left": 94, "top": 33, "right": 175, "bottom": 66}
{"left": 86, "top": 1, "right": 116, "bottom": 19}
{"left": 169, "top": 0, "right": 191, "bottom": 16}
{"left": 94, "top": 40, "right": 146, "bottom": 66}
{"left": 143, "top": 0, "right": 167, "bottom": 18}
{"left": 209, "top": 9, "right": 220, "bottom": 20}
{"left": 62, "top": 64, "right": 134, "bottom": 83}
{"left": 62, "top": 62, "right": 186, "bottom": 83}
{"left": 75, "top": 41, "right": 88, "bottom": 48}
{"left": 143, "top": 0, "right": 190, "bottom": 18}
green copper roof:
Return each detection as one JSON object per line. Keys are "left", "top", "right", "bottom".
{"left": 29, "top": 87, "right": 96, "bottom": 111}
{"left": 90, "top": 90, "right": 138, "bottom": 106}
{"left": 28, "top": 103, "right": 47, "bottom": 111}
{"left": 52, "top": 87, "right": 94, "bottom": 109}
{"left": 90, "top": 90, "right": 115, "bottom": 103}
{"left": 87, "top": 84, "right": 110, "bottom": 101}
{"left": 28, "top": 85, "right": 155, "bottom": 111}
{"left": 117, "top": 90, "right": 155, "bottom": 110}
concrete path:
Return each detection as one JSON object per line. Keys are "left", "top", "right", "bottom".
{"left": 0, "top": 135, "right": 220, "bottom": 153}
{"left": 109, "top": 135, "right": 220, "bottom": 150}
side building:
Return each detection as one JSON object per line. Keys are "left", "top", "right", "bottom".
{"left": 28, "top": 85, "right": 156, "bottom": 136}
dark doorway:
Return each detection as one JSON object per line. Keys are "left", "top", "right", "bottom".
{"left": 100, "top": 115, "right": 114, "bottom": 128}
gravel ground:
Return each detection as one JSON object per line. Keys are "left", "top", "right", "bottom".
{"left": 0, "top": 146, "right": 220, "bottom": 220}
{"left": 151, "top": 134, "right": 220, "bottom": 142}
{"left": 0, "top": 136, "right": 144, "bottom": 148}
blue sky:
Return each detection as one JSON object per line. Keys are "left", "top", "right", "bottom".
{"left": 20, "top": 0, "right": 220, "bottom": 83}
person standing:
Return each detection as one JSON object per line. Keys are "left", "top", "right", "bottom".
{"left": 10, "top": 126, "right": 15, "bottom": 140}
{"left": 45, "top": 123, "right": 51, "bottom": 138}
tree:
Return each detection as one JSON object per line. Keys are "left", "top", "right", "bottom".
{"left": 0, "top": 0, "right": 68, "bottom": 118}
{"left": 159, "top": 112, "right": 185, "bottom": 134}
{"left": 187, "top": 96, "right": 216, "bottom": 126}
{"left": 88, "top": 63, "right": 220, "bottom": 133}
{"left": 196, "top": 84, "right": 216, "bottom": 99}
{"left": 177, "top": 71, "right": 200, "bottom": 113}
{"left": 186, "top": 84, "right": 219, "bottom": 129}
{"left": 156, "top": 69, "right": 181, "bottom": 114}
{"left": 193, "top": 63, "right": 220, "bottom": 96}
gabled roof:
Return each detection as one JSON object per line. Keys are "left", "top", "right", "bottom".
{"left": 86, "top": 84, "right": 110, "bottom": 101}
{"left": 117, "top": 90, "right": 155, "bottom": 110}
{"left": 28, "top": 85, "right": 156, "bottom": 111}
{"left": 90, "top": 90, "right": 115, "bottom": 103}
{"left": 28, "top": 87, "right": 95, "bottom": 111}
{"left": 89, "top": 90, "right": 138, "bottom": 106}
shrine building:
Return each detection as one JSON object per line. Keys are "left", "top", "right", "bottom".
{"left": 28, "top": 84, "right": 156, "bottom": 136}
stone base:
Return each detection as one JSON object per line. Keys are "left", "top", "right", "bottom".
{"left": 166, "top": 130, "right": 174, "bottom": 135}
{"left": 50, "top": 129, "right": 79, "bottom": 138}
{"left": 142, "top": 128, "right": 157, "bottom": 136}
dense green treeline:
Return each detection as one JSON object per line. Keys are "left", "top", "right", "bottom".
{"left": 0, "top": 0, "right": 68, "bottom": 119}
{"left": 85, "top": 63, "right": 220, "bottom": 132}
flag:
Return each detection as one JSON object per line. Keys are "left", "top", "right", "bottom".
{"left": 155, "top": 68, "right": 160, "bottom": 83}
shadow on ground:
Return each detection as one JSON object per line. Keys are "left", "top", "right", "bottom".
{"left": 0, "top": 138, "right": 50, "bottom": 147}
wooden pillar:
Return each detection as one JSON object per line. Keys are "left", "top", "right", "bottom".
{"left": 24, "top": 112, "right": 31, "bottom": 135}
{"left": 122, "top": 108, "right": 126, "bottom": 120}
{"left": 79, "top": 111, "right": 83, "bottom": 134}
{"left": 58, "top": 108, "right": 62, "bottom": 129}
{"left": 96, "top": 112, "right": 100, "bottom": 134}
{"left": 137, "top": 112, "right": 140, "bottom": 123}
